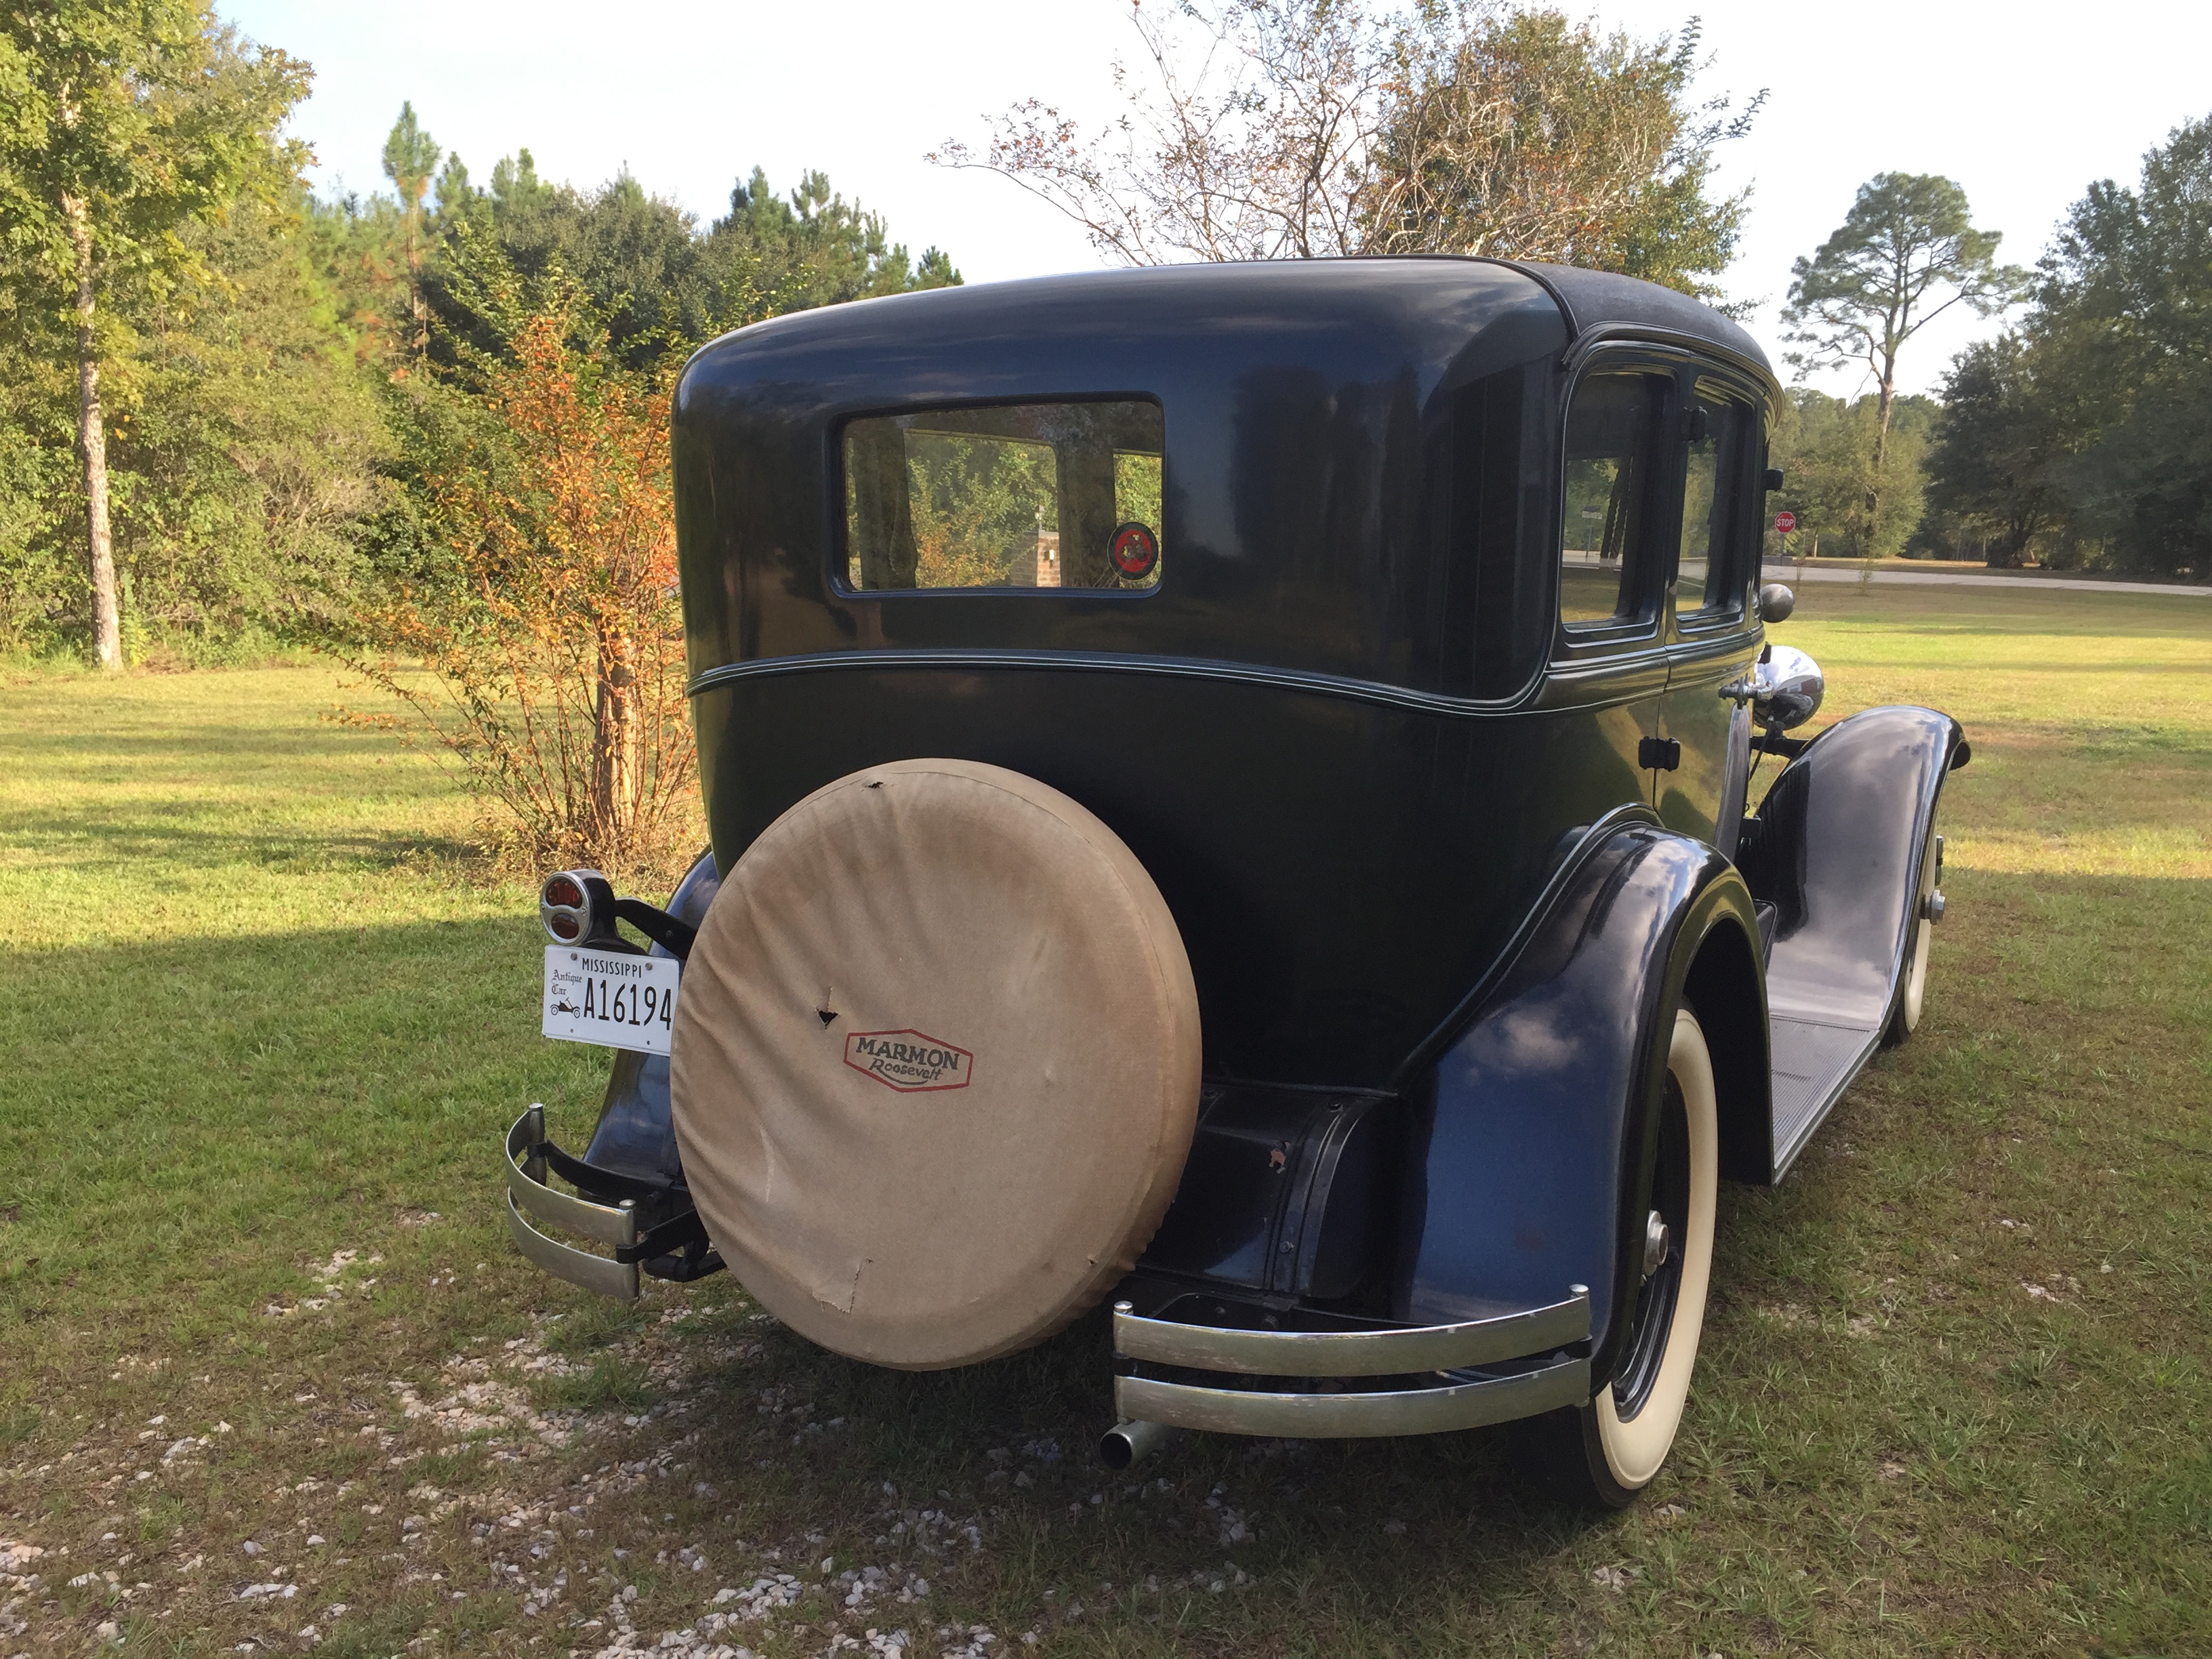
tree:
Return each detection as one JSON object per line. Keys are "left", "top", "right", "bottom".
{"left": 715, "top": 168, "right": 961, "bottom": 307}
{"left": 1362, "top": 9, "right": 1762, "bottom": 299}
{"left": 1767, "top": 388, "right": 1931, "bottom": 560}
{"left": 1912, "top": 115, "right": 2212, "bottom": 580}
{"left": 380, "top": 101, "right": 440, "bottom": 358}
{"left": 931, "top": 0, "right": 1760, "bottom": 299}
{"left": 342, "top": 164, "right": 962, "bottom": 872}
{"left": 434, "top": 163, "right": 960, "bottom": 373}
{"left": 1920, "top": 336, "right": 2064, "bottom": 567}
{"left": 2026, "top": 114, "right": 2212, "bottom": 579}
{"left": 1781, "top": 174, "right": 2024, "bottom": 472}
{"left": 935, "top": 0, "right": 1387, "bottom": 263}
{"left": 490, "top": 148, "right": 548, "bottom": 218}
{"left": 346, "top": 239, "right": 694, "bottom": 876}
{"left": 0, "top": 1, "right": 308, "bottom": 667}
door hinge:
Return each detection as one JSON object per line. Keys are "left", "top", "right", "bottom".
{"left": 1639, "top": 736, "right": 1682, "bottom": 772}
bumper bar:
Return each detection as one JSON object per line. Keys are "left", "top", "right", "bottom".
{"left": 502, "top": 1106, "right": 640, "bottom": 1301}
{"left": 1109, "top": 1287, "right": 1591, "bottom": 1440}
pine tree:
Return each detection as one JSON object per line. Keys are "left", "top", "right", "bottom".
{"left": 380, "top": 101, "right": 441, "bottom": 359}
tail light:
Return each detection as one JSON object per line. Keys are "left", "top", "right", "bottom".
{"left": 540, "top": 869, "right": 612, "bottom": 945}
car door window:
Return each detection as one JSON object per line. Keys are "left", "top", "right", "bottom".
{"left": 1676, "top": 385, "right": 1753, "bottom": 620}
{"left": 1559, "top": 373, "right": 1668, "bottom": 634}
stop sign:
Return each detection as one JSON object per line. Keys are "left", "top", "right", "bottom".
{"left": 1775, "top": 510, "right": 1797, "bottom": 534}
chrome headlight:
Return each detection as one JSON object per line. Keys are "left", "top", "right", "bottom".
{"left": 1754, "top": 645, "right": 1824, "bottom": 731}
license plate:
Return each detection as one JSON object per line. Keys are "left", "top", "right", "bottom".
{"left": 543, "top": 945, "right": 681, "bottom": 1055}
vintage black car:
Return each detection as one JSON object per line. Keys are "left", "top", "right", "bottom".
{"left": 501, "top": 258, "right": 1964, "bottom": 1507}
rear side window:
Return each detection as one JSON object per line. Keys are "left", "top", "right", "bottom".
{"left": 1559, "top": 373, "right": 1667, "bottom": 632}
{"left": 1677, "top": 383, "right": 1754, "bottom": 619}
{"left": 843, "top": 400, "right": 1163, "bottom": 592}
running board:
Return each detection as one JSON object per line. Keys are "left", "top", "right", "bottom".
{"left": 1767, "top": 1014, "right": 1881, "bottom": 1177}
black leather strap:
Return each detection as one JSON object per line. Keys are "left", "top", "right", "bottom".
{"left": 538, "top": 1140, "right": 674, "bottom": 1207}
{"left": 616, "top": 1208, "right": 712, "bottom": 1265}
{"left": 615, "top": 898, "right": 697, "bottom": 959}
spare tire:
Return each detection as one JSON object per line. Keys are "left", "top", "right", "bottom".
{"left": 670, "top": 759, "right": 1202, "bottom": 1370}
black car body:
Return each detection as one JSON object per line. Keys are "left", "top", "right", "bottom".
{"left": 499, "top": 257, "right": 1962, "bottom": 1493}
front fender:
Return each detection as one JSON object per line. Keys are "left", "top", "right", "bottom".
{"left": 1741, "top": 703, "right": 1964, "bottom": 1173}
{"left": 1391, "top": 817, "right": 1763, "bottom": 1380}
{"left": 1747, "top": 703, "right": 1963, "bottom": 1030}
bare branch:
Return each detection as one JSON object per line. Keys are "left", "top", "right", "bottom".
{"left": 931, "top": 0, "right": 1759, "bottom": 302}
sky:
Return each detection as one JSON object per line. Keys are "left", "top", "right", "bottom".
{"left": 218, "top": 0, "right": 2212, "bottom": 401}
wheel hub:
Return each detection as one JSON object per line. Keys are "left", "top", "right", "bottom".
{"left": 1641, "top": 1208, "right": 1671, "bottom": 1279}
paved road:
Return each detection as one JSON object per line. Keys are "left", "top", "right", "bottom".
{"left": 1774, "top": 563, "right": 2210, "bottom": 598}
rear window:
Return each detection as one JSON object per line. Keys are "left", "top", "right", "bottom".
{"left": 842, "top": 400, "right": 1164, "bottom": 592}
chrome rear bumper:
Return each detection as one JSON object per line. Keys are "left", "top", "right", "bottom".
{"left": 502, "top": 1106, "right": 640, "bottom": 1301}
{"left": 1111, "top": 1288, "right": 1591, "bottom": 1439}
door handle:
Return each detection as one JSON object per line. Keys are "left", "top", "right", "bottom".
{"left": 1639, "top": 737, "right": 1681, "bottom": 772}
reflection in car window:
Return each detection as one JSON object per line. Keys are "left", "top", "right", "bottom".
{"left": 843, "top": 401, "right": 1163, "bottom": 591}
{"left": 1678, "top": 387, "right": 1750, "bottom": 618}
{"left": 1559, "top": 373, "right": 1665, "bottom": 631}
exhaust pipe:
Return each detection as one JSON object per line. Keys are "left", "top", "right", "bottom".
{"left": 1099, "top": 1418, "right": 1176, "bottom": 1470}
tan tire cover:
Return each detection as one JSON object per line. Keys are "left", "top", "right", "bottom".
{"left": 670, "top": 759, "right": 1202, "bottom": 1370}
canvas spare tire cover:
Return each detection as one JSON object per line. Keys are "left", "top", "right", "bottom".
{"left": 670, "top": 759, "right": 1202, "bottom": 1370}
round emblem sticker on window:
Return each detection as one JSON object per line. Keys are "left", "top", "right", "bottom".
{"left": 1109, "top": 522, "right": 1159, "bottom": 580}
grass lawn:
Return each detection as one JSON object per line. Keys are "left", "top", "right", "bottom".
{"left": 2, "top": 581, "right": 2208, "bottom": 1658}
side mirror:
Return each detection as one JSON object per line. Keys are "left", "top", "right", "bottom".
{"left": 1763, "top": 467, "right": 1786, "bottom": 493}
{"left": 1757, "top": 583, "right": 1795, "bottom": 623}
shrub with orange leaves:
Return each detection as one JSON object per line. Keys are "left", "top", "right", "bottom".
{"left": 343, "top": 269, "right": 697, "bottom": 880}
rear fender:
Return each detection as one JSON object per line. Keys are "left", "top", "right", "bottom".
{"left": 1391, "top": 817, "right": 1765, "bottom": 1380}
{"left": 581, "top": 850, "right": 722, "bottom": 1185}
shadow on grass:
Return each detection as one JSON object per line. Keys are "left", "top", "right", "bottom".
{"left": 0, "top": 812, "right": 481, "bottom": 876}
{"left": 0, "top": 917, "right": 600, "bottom": 1315}
{"left": 0, "top": 720, "right": 416, "bottom": 761}
{"left": 629, "top": 1292, "right": 1621, "bottom": 1643}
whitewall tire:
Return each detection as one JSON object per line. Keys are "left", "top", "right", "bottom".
{"left": 1886, "top": 817, "right": 1942, "bottom": 1046}
{"left": 1523, "top": 1004, "right": 1719, "bottom": 1508}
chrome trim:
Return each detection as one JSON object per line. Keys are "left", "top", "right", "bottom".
{"left": 685, "top": 649, "right": 1544, "bottom": 721}
{"left": 502, "top": 1191, "right": 639, "bottom": 1301}
{"left": 1754, "top": 644, "right": 1824, "bottom": 731}
{"left": 504, "top": 1111, "right": 636, "bottom": 1250}
{"left": 501, "top": 1109, "right": 640, "bottom": 1300}
{"left": 1113, "top": 1288, "right": 1589, "bottom": 1378}
{"left": 1115, "top": 1355, "right": 1591, "bottom": 1439}
{"left": 1558, "top": 321, "right": 1784, "bottom": 407}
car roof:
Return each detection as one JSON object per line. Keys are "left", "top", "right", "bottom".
{"left": 1514, "top": 262, "right": 1770, "bottom": 375}
{"left": 680, "top": 255, "right": 1772, "bottom": 389}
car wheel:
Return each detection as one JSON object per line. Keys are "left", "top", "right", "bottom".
{"left": 1883, "top": 817, "right": 1942, "bottom": 1048}
{"left": 1522, "top": 1006, "right": 1719, "bottom": 1509}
